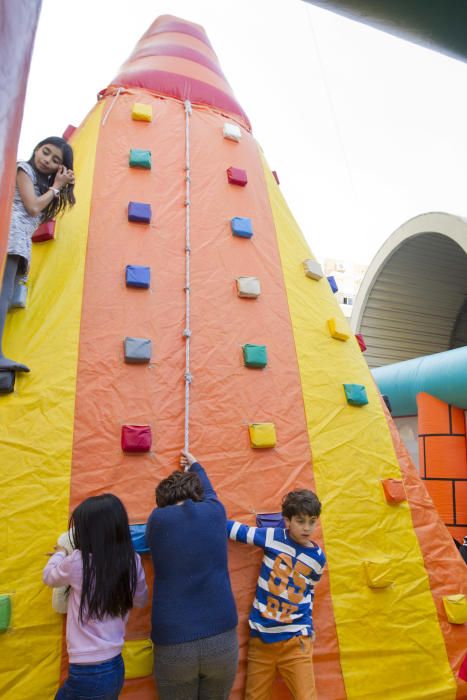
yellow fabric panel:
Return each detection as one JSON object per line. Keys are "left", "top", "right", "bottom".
{"left": 261, "top": 156, "right": 456, "bottom": 699}
{"left": 0, "top": 103, "right": 103, "bottom": 700}
{"left": 122, "top": 638, "right": 154, "bottom": 679}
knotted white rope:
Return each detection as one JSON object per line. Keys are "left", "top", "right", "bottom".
{"left": 183, "top": 100, "right": 192, "bottom": 457}
{"left": 101, "top": 87, "right": 123, "bottom": 126}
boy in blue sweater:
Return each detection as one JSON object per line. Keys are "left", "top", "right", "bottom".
{"left": 227, "top": 489, "right": 325, "bottom": 700}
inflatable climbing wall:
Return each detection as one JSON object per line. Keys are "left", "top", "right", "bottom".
{"left": 1, "top": 14, "right": 466, "bottom": 700}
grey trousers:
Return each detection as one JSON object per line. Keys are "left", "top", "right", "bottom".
{"left": 154, "top": 627, "right": 238, "bottom": 700}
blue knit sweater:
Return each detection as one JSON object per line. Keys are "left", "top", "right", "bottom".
{"left": 146, "top": 462, "right": 238, "bottom": 645}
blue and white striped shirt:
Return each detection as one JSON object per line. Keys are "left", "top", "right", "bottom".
{"left": 227, "top": 521, "right": 326, "bottom": 644}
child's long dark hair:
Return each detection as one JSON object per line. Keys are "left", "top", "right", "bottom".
{"left": 69, "top": 494, "right": 137, "bottom": 623}
{"left": 28, "top": 136, "right": 76, "bottom": 222}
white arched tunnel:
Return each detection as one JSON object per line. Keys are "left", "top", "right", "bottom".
{"left": 351, "top": 212, "right": 467, "bottom": 368}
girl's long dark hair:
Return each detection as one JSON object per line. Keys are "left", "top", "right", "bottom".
{"left": 69, "top": 494, "right": 138, "bottom": 623}
{"left": 28, "top": 136, "right": 76, "bottom": 222}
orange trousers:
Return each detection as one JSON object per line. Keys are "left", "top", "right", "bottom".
{"left": 245, "top": 635, "right": 317, "bottom": 700}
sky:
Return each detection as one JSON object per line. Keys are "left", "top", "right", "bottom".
{"left": 18, "top": 0, "right": 467, "bottom": 265}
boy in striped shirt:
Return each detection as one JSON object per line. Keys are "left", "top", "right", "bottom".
{"left": 227, "top": 489, "right": 325, "bottom": 699}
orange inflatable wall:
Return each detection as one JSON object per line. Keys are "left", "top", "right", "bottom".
{"left": 417, "top": 392, "right": 467, "bottom": 541}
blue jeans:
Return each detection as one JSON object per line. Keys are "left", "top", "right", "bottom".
{"left": 55, "top": 654, "right": 124, "bottom": 699}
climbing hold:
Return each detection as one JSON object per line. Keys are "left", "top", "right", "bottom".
{"left": 128, "top": 201, "right": 151, "bottom": 224}
{"left": 32, "top": 221, "right": 55, "bottom": 243}
{"left": 62, "top": 124, "right": 77, "bottom": 141}
{"left": 344, "top": 384, "right": 368, "bottom": 406}
{"left": 125, "top": 265, "right": 151, "bottom": 289}
{"left": 381, "top": 479, "right": 407, "bottom": 504}
{"left": 363, "top": 559, "right": 394, "bottom": 589}
{"left": 249, "top": 422, "right": 277, "bottom": 448}
{"left": 327, "top": 275, "right": 338, "bottom": 293}
{"left": 459, "top": 653, "right": 467, "bottom": 681}
{"left": 442, "top": 594, "right": 467, "bottom": 624}
{"left": 236, "top": 276, "right": 261, "bottom": 298}
{"left": 303, "top": 259, "right": 323, "bottom": 280}
{"left": 131, "top": 103, "right": 152, "bottom": 122}
{"left": 121, "top": 425, "right": 152, "bottom": 453}
{"left": 124, "top": 337, "right": 152, "bottom": 364}
{"left": 231, "top": 217, "right": 253, "bottom": 239}
{"left": 122, "top": 639, "right": 154, "bottom": 679}
{"left": 327, "top": 317, "right": 350, "bottom": 342}
{"left": 0, "top": 595, "right": 11, "bottom": 632}
{"left": 256, "top": 513, "right": 284, "bottom": 528}
{"left": 355, "top": 333, "right": 366, "bottom": 351}
{"left": 129, "top": 524, "right": 150, "bottom": 554}
{"left": 129, "top": 149, "right": 152, "bottom": 169}
{"left": 227, "top": 167, "right": 247, "bottom": 186}
{"left": 242, "top": 344, "right": 267, "bottom": 368}
{"left": 223, "top": 123, "right": 241, "bottom": 142}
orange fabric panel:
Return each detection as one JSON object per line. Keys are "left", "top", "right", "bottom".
{"left": 452, "top": 407, "right": 466, "bottom": 435}
{"left": 122, "top": 677, "right": 157, "bottom": 699}
{"left": 70, "top": 92, "right": 186, "bottom": 514}
{"left": 417, "top": 392, "right": 451, "bottom": 435}
{"left": 125, "top": 560, "right": 153, "bottom": 639}
{"left": 386, "top": 406, "right": 467, "bottom": 697}
{"left": 455, "top": 482, "right": 467, "bottom": 526}
{"left": 69, "top": 93, "right": 188, "bottom": 699}
{"left": 424, "top": 436, "right": 467, "bottom": 479}
{"left": 68, "top": 93, "right": 345, "bottom": 699}
{"left": 447, "top": 525, "right": 467, "bottom": 542}
{"left": 59, "top": 618, "right": 68, "bottom": 684}
{"left": 424, "top": 480, "right": 454, "bottom": 523}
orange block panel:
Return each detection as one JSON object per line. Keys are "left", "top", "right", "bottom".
{"left": 417, "top": 392, "right": 450, "bottom": 435}
{"left": 418, "top": 438, "right": 426, "bottom": 476}
{"left": 455, "top": 481, "right": 467, "bottom": 525}
{"left": 446, "top": 525, "right": 467, "bottom": 541}
{"left": 424, "top": 435, "right": 467, "bottom": 479}
{"left": 424, "top": 480, "right": 453, "bottom": 523}
{"left": 451, "top": 406, "right": 466, "bottom": 435}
